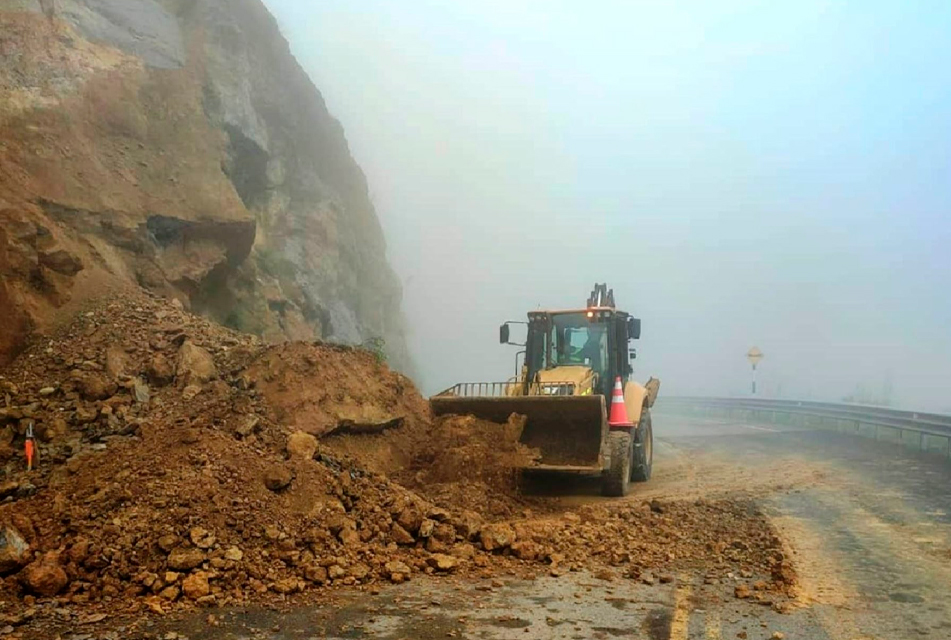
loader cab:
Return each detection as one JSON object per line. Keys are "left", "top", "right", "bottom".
{"left": 522, "top": 308, "right": 638, "bottom": 397}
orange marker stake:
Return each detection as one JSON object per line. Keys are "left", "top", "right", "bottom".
{"left": 25, "top": 423, "right": 35, "bottom": 471}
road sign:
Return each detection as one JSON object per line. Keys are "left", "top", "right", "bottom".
{"left": 746, "top": 347, "right": 764, "bottom": 370}
{"left": 747, "top": 347, "right": 763, "bottom": 395}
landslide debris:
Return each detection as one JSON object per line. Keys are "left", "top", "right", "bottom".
{"left": 396, "top": 413, "right": 543, "bottom": 518}
{"left": 0, "top": 292, "right": 795, "bottom": 635}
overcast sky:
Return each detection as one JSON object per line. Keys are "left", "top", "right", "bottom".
{"left": 263, "top": 0, "right": 951, "bottom": 410}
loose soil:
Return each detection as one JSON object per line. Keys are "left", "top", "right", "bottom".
{"left": 0, "top": 292, "right": 795, "bottom": 638}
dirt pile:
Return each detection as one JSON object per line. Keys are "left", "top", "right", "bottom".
{"left": 396, "top": 414, "right": 542, "bottom": 518}
{"left": 240, "top": 342, "right": 431, "bottom": 476}
{"left": 0, "top": 292, "right": 795, "bottom": 636}
{"left": 0, "top": 292, "right": 450, "bottom": 616}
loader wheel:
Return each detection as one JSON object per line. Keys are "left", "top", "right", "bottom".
{"left": 602, "top": 430, "right": 633, "bottom": 497}
{"left": 631, "top": 408, "right": 653, "bottom": 482}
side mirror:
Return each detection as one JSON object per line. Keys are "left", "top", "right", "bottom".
{"left": 499, "top": 323, "right": 510, "bottom": 344}
{"left": 628, "top": 317, "right": 641, "bottom": 340}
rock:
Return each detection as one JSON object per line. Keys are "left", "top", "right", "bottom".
{"left": 425, "top": 537, "right": 448, "bottom": 553}
{"left": 147, "top": 354, "right": 174, "bottom": 386}
{"left": 38, "top": 387, "right": 56, "bottom": 396}
{"left": 327, "top": 515, "right": 356, "bottom": 535}
{"left": 773, "top": 601, "right": 794, "bottom": 615}
{"left": 384, "top": 560, "right": 411, "bottom": 583}
{"left": 68, "top": 538, "right": 91, "bottom": 565}
{"left": 649, "top": 499, "right": 665, "bottom": 514}
{"left": 189, "top": 527, "right": 216, "bottom": 549}
{"left": 452, "top": 510, "right": 482, "bottom": 540}
{"left": 77, "top": 373, "right": 116, "bottom": 401}
{"left": 271, "top": 577, "right": 300, "bottom": 594}
{"left": 427, "top": 507, "right": 451, "bottom": 522}
{"left": 223, "top": 547, "right": 243, "bottom": 562}
{"left": 164, "top": 571, "right": 180, "bottom": 583}
{"left": 157, "top": 535, "right": 179, "bottom": 554}
{"left": 133, "top": 378, "right": 151, "bottom": 404}
{"left": 286, "top": 431, "right": 318, "bottom": 460}
{"left": 167, "top": 547, "right": 205, "bottom": 571}
{"left": 390, "top": 523, "right": 415, "bottom": 545}
{"left": 480, "top": 523, "right": 516, "bottom": 552}
{"left": 427, "top": 554, "right": 459, "bottom": 572}
{"left": 449, "top": 543, "right": 476, "bottom": 559}
{"left": 105, "top": 346, "right": 128, "bottom": 379}
{"left": 304, "top": 565, "right": 328, "bottom": 584}
{"left": 182, "top": 572, "right": 210, "bottom": 599}
{"left": 159, "top": 585, "right": 180, "bottom": 601}
{"left": 39, "top": 248, "right": 83, "bottom": 275}
{"left": 0, "top": 525, "right": 29, "bottom": 574}
{"left": 35, "top": 418, "right": 67, "bottom": 443}
{"left": 510, "top": 541, "right": 540, "bottom": 561}
{"left": 396, "top": 505, "right": 423, "bottom": 534}
{"left": 327, "top": 564, "right": 346, "bottom": 580}
{"left": 263, "top": 465, "right": 293, "bottom": 492}
{"left": 21, "top": 554, "right": 69, "bottom": 596}
{"left": 418, "top": 518, "right": 436, "bottom": 539}
{"left": 771, "top": 633, "right": 785, "bottom": 640}
{"left": 737, "top": 633, "right": 748, "bottom": 640}
{"left": 432, "top": 523, "right": 456, "bottom": 543}
{"left": 594, "top": 569, "right": 614, "bottom": 581}
{"left": 349, "top": 563, "right": 370, "bottom": 580}
{"left": 176, "top": 341, "right": 218, "bottom": 385}
{"left": 339, "top": 527, "right": 361, "bottom": 547}
{"left": 74, "top": 406, "right": 98, "bottom": 424}
{"left": 659, "top": 574, "right": 674, "bottom": 584}
{"left": 236, "top": 415, "right": 260, "bottom": 437}
{"left": 182, "top": 384, "right": 203, "bottom": 400}
{"left": 734, "top": 583, "right": 752, "bottom": 599}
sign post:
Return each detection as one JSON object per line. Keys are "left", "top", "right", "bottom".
{"left": 746, "top": 347, "right": 764, "bottom": 395}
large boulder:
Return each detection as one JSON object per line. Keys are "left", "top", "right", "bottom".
{"left": 176, "top": 341, "right": 218, "bottom": 385}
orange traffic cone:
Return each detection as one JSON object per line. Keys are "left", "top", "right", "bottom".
{"left": 608, "top": 377, "right": 633, "bottom": 427}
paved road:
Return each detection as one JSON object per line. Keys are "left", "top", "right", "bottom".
{"left": 87, "top": 413, "right": 951, "bottom": 640}
{"left": 656, "top": 412, "right": 951, "bottom": 639}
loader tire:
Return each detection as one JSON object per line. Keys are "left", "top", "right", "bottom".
{"left": 631, "top": 408, "right": 653, "bottom": 482}
{"left": 602, "top": 430, "right": 633, "bottom": 497}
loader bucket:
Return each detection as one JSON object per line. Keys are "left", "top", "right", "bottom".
{"left": 430, "top": 395, "right": 607, "bottom": 468}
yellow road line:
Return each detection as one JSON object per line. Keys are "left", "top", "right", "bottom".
{"left": 704, "top": 609, "right": 721, "bottom": 639}
{"left": 668, "top": 578, "right": 692, "bottom": 640}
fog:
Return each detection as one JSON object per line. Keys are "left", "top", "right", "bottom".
{"left": 264, "top": 1, "right": 951, "bottom": 411}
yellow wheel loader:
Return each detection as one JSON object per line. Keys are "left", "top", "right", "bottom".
{"left": 431, "top": 284, "right": 660, "bottom": 496}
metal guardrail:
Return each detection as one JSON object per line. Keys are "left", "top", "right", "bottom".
{"left": 660, "top": 396, "right": 951, "bottom": 458}
{"left": 436, "top": 381, "right": 576, "bottom": 397}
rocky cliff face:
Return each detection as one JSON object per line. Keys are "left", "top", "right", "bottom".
{"left": 0, "top": 0, "right": 410, "bottom": 369}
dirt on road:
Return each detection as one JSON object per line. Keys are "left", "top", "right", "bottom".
{"left": 0, "top": 293, "right": 795, "bottom": 638}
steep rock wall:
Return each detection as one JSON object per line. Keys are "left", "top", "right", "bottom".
{"left": 0, "top": 0, "right": 410, "bottom": 369}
